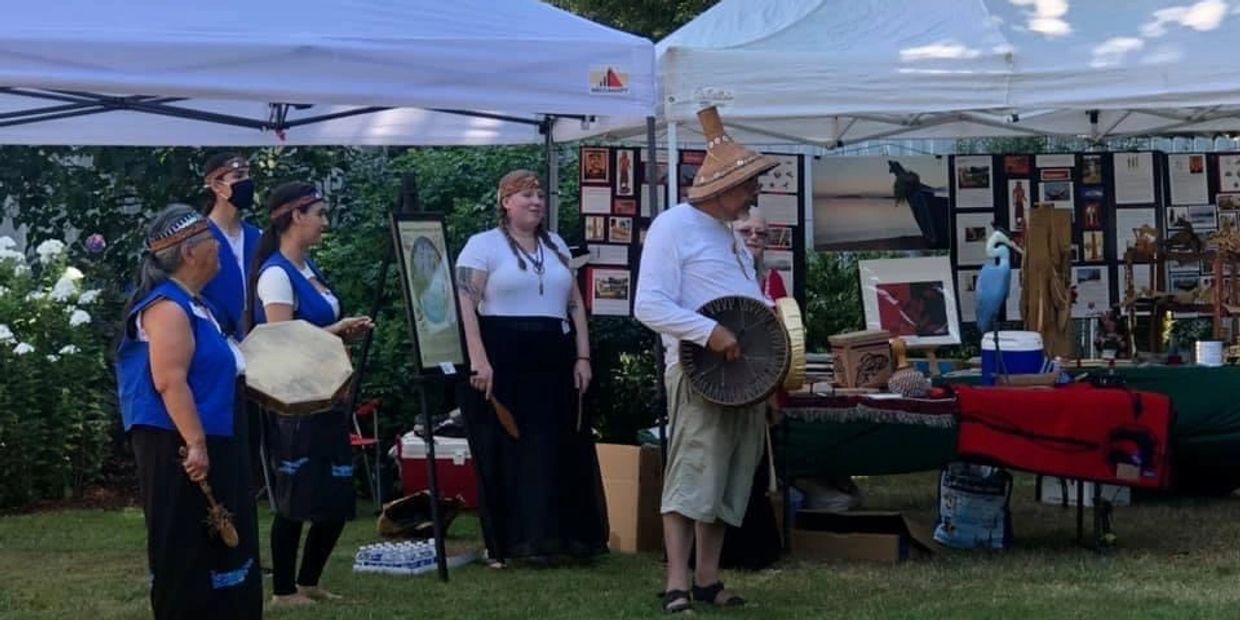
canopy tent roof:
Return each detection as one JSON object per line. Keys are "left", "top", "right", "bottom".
{"left": 563, "top": 0, "right": 1240, "bottom": 147}
{"left": 0, "top": 0, "right": 656, "bottom": 145}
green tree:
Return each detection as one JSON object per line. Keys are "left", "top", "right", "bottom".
{"left": 549, "top": 0, "right": 720, "bottom": 40}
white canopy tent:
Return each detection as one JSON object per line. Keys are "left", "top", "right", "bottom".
{"left": 0, "top": 0, "right": 658, "bottom": 230}
{"left": 565, "top": 0, "right": 1240, "bottom": 157}
{"left": 0, "top": 0, "right": 655, "bottom": 146}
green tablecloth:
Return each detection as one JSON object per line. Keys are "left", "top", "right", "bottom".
{"left": 777, "top": 395, "right": 959, "bottom": 480}
{"left": 940, "top": 366, "right": 1240, "bottom": 492}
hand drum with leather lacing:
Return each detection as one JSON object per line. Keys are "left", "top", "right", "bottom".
{"left": 240, "top": 319, "right": 354, "bottom": 416}
{"left": 679, "top": 295, "right": 804, "bottom": 407}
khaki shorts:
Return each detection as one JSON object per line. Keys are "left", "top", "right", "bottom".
{"left": 660, "top": 364, "right": 766, "bottom": 527}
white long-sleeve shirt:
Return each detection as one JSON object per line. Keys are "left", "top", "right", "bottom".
{"left": 635, "top": 203, "right": 769, "bottom": 369}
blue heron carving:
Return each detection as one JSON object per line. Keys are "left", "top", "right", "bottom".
{"left": 977, "top": 227, "right": 1023, "bottom": 380}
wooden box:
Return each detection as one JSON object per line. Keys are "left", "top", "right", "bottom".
{"left": 828, "top": 329, "right": 894, "bottom": 388}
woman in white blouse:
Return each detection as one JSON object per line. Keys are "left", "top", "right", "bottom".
{"left": 455, "top": 169, "right": 607, "bottom": 568}
{"left": 249, "top": 181, "right": 371, "bottom": 607}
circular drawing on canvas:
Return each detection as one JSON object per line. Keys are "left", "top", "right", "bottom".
{"left": 410, "top": 236, "right": 451, "bottom": 325}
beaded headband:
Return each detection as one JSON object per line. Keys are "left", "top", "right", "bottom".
{"left": 270, "top": 189, "right": 324, "bottom": 220}
{"left": 147, "top": 212, "right": 211, "bottom": 253}
{"left": 204, "top": 156, "right": 250, "bottom": 185}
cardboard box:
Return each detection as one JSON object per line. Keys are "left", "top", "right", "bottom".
{"left": 790, "top": 510, "right": 936, "bottom": 563}
{"left": 597, "top": 443, "right": 664, "bottom": 553}
{"left": 1036, "top": 476, "right": 1131, "bottom": 507}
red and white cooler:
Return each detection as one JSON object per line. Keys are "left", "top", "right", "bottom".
{"left": 396, "top": 432, "right": 480, "bottom": 508}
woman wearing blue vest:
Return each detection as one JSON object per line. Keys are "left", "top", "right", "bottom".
{"left": 250, "top": 181, "right": 372, "bottom": 607}
{"left": 116, "top": 204, "right": 262, "bottom": 619}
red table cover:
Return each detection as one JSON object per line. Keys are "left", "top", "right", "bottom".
{"left": 954, "top": 384, "right": 1173, "bottom": 489}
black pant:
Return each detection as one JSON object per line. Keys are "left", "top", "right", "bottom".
{"left": 270, "top": 514, "right": 345, "bottom": 596}
{"left": 132, "top": 427, "right": 262, "bottom": 619}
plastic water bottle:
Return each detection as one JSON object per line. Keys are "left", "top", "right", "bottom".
{"left": 379, "top": 544, "right": 394, "bottom": 574}
{"left": 422, "top": 541, "right": 436, "bottom": 570}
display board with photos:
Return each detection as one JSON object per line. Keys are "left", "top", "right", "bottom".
{"left": 577, "top": 145, "right": 807, "bottom": 317}
{"left": 948, "top": 151, "right": 1183, "bottom": 328}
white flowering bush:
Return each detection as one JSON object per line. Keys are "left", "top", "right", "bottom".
{"left": 0, "top": 236, "right": 111, "bottom": 507}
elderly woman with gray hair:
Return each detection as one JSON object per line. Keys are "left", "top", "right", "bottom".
{"left": 116, "top": 203, "right": 262, "bottom": 619}
{"left": 733, "top": 207, "right": 788, "bottom": 301}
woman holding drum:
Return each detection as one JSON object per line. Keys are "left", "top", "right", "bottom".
{"left": 249, "top": 181, "right": 372, "bottom": 607}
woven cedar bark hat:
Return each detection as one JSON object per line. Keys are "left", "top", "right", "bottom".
{"left": 686, "top": 106, "right": 778, "bottom": 204}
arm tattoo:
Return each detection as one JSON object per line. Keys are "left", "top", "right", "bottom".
{"left": 456, "top": 266, "right": 485, "bottom": 303}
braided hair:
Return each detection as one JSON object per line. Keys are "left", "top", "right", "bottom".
{"left": 496, "top": 169, "right": 569, "bottom": 271}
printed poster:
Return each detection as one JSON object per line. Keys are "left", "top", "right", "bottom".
{"left": 1114, "top": 152, "right": 1155, "bottom": 205}
{"left": 1169, "top": 154, "right": 1208, "bottom": 205}
{"left": 955, "top": 156, "right": 994, "bottom": 209}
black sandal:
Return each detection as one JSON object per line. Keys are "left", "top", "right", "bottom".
{"left": 660, "top": 589, "right": 693, "bottom": 614}
{"left": 692, "top": 581, "right": 746, "bottom": 607}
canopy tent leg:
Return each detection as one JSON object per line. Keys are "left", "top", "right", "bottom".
{"left": 543, "top": 115, "right": 559, "bottom": 232}
{"left": 666, "top": 121, "right": 679, "bottom": 206}
{"left": 640, "top": 116, "right": 670, "bottom": 468}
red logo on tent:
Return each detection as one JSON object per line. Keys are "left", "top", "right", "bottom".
{"left": 590, "top": 66, "right": 630, "bottom": 94}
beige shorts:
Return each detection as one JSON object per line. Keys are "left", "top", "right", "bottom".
{"left": 660, "top": 364, "right": 766, "bottom": 527}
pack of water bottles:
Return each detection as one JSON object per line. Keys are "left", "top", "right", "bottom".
{"left": 353, "top": 540, "right": 438, "bottom": 576}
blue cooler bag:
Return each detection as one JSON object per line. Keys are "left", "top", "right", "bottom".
{"left": 934, "top": 462, "right": 1013, "bottom": 550}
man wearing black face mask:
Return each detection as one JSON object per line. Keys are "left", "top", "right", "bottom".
{"left": 200, "top": 152, "right": 265, "bottom": 499}
{"left": 201, "top": 152, "right": 261, "bottom": 340}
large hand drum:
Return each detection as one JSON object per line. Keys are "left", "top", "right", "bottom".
{"left": 679, "top": 295, "right": 806, "bottom": 407}
{"left": 240, "top": 320, "right": 354, "bottom": 415}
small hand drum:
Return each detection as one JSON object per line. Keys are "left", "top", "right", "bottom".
{"left": 679, "top": 295, "right": 796, "bottom": 407}
{"left": 240, "top": 320, "right": 354, "bottom": 416}
{"left": 776, "top": 297, "right": 807, "bottom": 391}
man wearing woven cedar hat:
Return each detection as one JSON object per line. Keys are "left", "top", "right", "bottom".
{"left": 635, "top": 106, "right": 778, "bottom": 614}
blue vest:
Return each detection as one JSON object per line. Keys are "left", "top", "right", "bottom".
{"left": 116, "top": 282, "right": 237, "bottom": 436}
{"left": 253, "top": 252, "right": 340, "bottom": 328}
{"left": 200, "top": 221, "right": 262, "bottom": 340}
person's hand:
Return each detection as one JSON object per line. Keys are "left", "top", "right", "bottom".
{"left": 330, "top": 316, "right": 374, "bottom": 341}
{"left": 471, "top": 360, "right": 494, "bottom": 400}
{"left": 182, "top": 441, "right": 209, "bottom": 482}
{"left": 707, "top": 325, "right": 741, "bottom": 361}
{"left": 574, "top": 358, "right": 592, "bottom": 394}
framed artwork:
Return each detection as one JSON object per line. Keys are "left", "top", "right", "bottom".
{"left": 613, "top": 198, "right": 637, "bottom": 216}
{"left": 390, "top": 212, "right": 467, "bottom": 375}
{"left": 608, "top": 216, "right": 633, "bottom": 243}
{"left": 615, "top": 149, "right": 635, "bottom": 196}
{"left": 581, "top": 147, "right": 610, "bottom": 184}
{"left": 858, "top": 256, "right": 961, "bottom": 346}
{"left": 589, "top": 268, "right": 632, "bottom": 316}
{"left": 1004, "top": 155, "right": 1030, "bottom": 176}
{"left": 584, "top": 215, "right": 607, "bottom": 242}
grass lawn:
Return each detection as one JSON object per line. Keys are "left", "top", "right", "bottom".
{"left": 4, "top": 472, "right": 1240, "bottom": 619}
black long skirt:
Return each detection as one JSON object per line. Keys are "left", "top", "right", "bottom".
{"left": 131, "top": 423, "right": 263, "bottom": 620}
{"left": 459, "top": 315, "right": 609, "bottom": 562}
{"left": 263, "top": 406, "right": 356, "bottom": 523}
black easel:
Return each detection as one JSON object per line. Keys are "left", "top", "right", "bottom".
{"left": 348, "top": 172, "right": 452, "bottom": 582}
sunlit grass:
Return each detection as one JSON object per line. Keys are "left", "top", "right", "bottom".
{"left": 4, "top": 473, "right": 1240, "bottom": 619}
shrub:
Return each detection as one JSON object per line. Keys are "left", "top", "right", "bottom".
{"left": 0, "top": 236, "right": 112, "bottom": 508}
